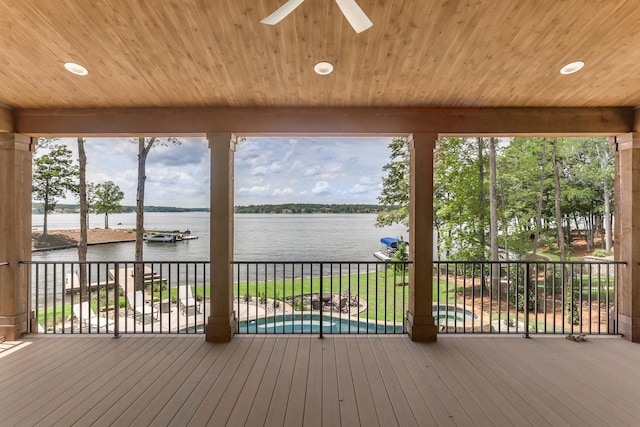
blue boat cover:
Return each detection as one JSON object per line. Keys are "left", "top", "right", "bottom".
{"left": 380, "top": 237, "right": 398, "bottom": 247}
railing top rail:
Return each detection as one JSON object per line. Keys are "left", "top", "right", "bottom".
{"left": 232, "top": 260, "right": 413, "bottom": 264}
{"left": 21, "top": 259, "right": 623, "bottom": 265}
{"left": 434, "top": 260, "right": 626, "bottom": 265}
{"left": 20, "top": 260, "right": 211, "bottom": 265}
{"left": 21, "top": 260, "right": 411, "bottom": 265}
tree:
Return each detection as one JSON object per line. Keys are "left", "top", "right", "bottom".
{"left": 32, "top": 143, "right": 79, "bottom": 236}
{"left": 477, "top": 137, "right": 486, "bottom": 259}
{"left": 534, "top": 138, "right": 548, "bottom": 255}
{"left": 93, "top": 181, "right": 124, "bottom": 229}
{"left": 134, "top": 137, "right": 180, "bottom": 290}
{"left": 77, "top": 137, "right": 89, "bottom": 300}
{"left": 434, "top": 137, "right": 488, "bottom": 260}
{"left": 488, "top": 137, "right": 500, "bottom": 293}
{"left": 376, "top": 137, "right": 410, "bottom": 228}
{"left": 551, "top": 138, "right": 566, "bottom": 261}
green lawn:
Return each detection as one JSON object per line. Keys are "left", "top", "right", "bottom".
{"left": 36, "top": 270, "right": 462, "bottom": 329}
{"left": 233, "top": 268, "right": 459, "bottom": 323}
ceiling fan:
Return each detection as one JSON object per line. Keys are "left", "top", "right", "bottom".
{"left": 261, "top": 0, "right": 373, "bottom": 34}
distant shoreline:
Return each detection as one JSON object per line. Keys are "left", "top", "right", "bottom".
{"left": 32, "top": 203, "right": 392, "bottom": 215}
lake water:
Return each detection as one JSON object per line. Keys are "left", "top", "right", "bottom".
{"left": 32, "top": 212, "right": 408, "bottom": 262}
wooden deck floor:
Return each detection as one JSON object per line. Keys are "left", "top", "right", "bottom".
{"left": 1, "top": 334, "right": 639, "bottom": 426}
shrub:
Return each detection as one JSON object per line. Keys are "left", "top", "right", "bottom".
{"left": 293, "top": 297, "right": 306, "bottom": 311}
{"left": 507, "top": 264, "right": 536, "bottom": 312}
{"left": 592, "top": 249, "right": 613, "bottom": 258}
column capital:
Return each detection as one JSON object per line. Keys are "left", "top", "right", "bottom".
{"left": 0, "top": 133, "right": 31, "bottom": 151}
{"left": 0, "top": 107, "right": 13, "bottom": 133}
{"left": 206, "top": 132, "right": 237, "bottom": 151}
{"left": 408, "top": 133, "right": 438, "bottom": 150}
{"left": 615, "top": 132, "right": 640, "bottom": 151}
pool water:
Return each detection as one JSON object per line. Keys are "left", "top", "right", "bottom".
{"left": 238, "top": 313, "right": 404, "bottom": 334}
{"left": 432, "top": 304, "right": 478, "bottom": 325}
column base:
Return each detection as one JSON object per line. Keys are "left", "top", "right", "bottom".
{"left": 0, "top": 313, "right": 27, "bottom": 341}
{"left": 405, "top": 311, "right": 438, "bottom": 342}
{"left": 205, "top": 312, "right": 236, "bottom": 343}
{"left": 617, "top": 313, "right": 640, "bottom": 343}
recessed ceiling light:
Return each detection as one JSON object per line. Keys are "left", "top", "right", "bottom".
{"left": 64, "top": 62, "right": 88, "bottom": 76}
{"left": 314, "top": 61, "right": 334, "bottom": 75}
{"left": 560, "top": 61, "right": 584, "bottom": 75}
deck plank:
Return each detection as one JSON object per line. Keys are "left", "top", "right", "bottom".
{"left": 334, "top": 336, "right": 361, "bottom": 427}
{"left": 102, "top": 336, "right": 206, "bottom": 426}
{"left": 147, "top": 337, "right": 243, "bottom": 426}
{"left": 345, "top": 337, "right": 380, "bottom": 427}
{"left": 263, "top": 336, "right": 300, "bottom": 427}
{"left": 197, "top": 336, "right": 268, "bottom": 425}
{"left": 477, "top": 337, "right": 614, "bottom": 427}
{"left": 0, "top": 335, "right": 102, "bottom": 390}
{"left": 357, "top": 337, "right": 403, "bottom": 427}
{"left": 436, "top": 337, "right": 529, "bottom": 426}
{"left": 450, "top": 337, "right": 568, "bottom": 427}
{"left": 125, "top": 336, "right": 220, "bottom": 425}
{"left": 167, "top": 336, "right": 255, "bottom": 426}
{"left": 320, "top": 334, "right": 342, "bottom": 427}
{"left": 6, "top": 336, "right": 146, "bottom": 426}
{"left": 225, "top": 336, "right": 278, "bottom": 427}
{"left": 23, "top": 337, "right": 147, "bottom": 426}
{"left": 49, "top": 336, "right": 180, "bottom": 426}
{"left": 2, "top": 335, "right": 640, "bottom": 426}
{"left": 282, "top": 336, "right": 312, "bottom": 426}
{"left": 386, "top": 338, "right": 458, "bottom": 427}
{"left": 367, "top": 337, "right": 419, "bottom": 427}
{"left": 243, "top": 336, "right": 289, "bottom": 427}
{"left": 301, "top": 336, "right": 324, "bottom": 427}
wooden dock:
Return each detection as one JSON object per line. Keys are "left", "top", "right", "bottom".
{"left": 65, "top": 267, "right": 163, "bottom": 294}
{"left": 64, "top": 272, "right": 112, "bottom": 294}
{"left": 108, "top": 266, "right": 164, "bottom": 294}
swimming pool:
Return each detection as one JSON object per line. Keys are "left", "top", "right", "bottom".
{"left": 432, "top": 303, "right": 488, "bottom": 332}
{"left": 432, "top": 304, "right": 478, "bottom": 324}
{"left": 238, "top": 313, "right": 404, "bottom": 334}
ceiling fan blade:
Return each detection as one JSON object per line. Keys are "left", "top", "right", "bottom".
{"left": 261, "top": 0, "right": 305, "bottom": 25}
{"left": 334, "top": 0, "right": 373, "bottom": 33}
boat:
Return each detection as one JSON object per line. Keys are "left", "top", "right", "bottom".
{"left": 145, "top": 233, "right": 177, "bottom": 243}
{"left": 179, "top": 229, "right": 198, "bottom": 240}
{"left": 374, "top": 237, "right": 402, "bottom": 261}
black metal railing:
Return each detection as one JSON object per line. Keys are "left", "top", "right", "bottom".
{"left": 233, "top": 261, "right": 409, "bottom": 336}
{"left": 434, "top": 260, "right": 623, "bottom": 335}
{"left": 24, "top": 259, "right": 623, "bottom": 337}
{"left": 23, "top": 261, "right": 208, "bottom": 335}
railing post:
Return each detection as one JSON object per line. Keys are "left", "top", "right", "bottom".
{"left": 523, "top": 262, "right": 530, "bottom": 338}
{"left": 114, "top": 262, "right": 120, "bottom": 338}
{"left": 319, "top": 263, "right": 324, "bottom": 339}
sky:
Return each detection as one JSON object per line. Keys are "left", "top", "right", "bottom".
{"left": 50, "top": 136, "right": 394, "bottom": 208}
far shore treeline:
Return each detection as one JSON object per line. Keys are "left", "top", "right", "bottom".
{"left": 32, "top": 203, "right": 395, "bottom": 215}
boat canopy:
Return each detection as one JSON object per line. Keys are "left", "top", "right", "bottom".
{"left": 380, "top": 237, "right": 398, "bottom": 247}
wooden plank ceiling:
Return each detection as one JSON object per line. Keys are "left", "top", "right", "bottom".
{"left": 0, "top": 0, "right": 640, "bottom": 109}
{"left": 1, "top": 0, "right": 640, "bottom": 110}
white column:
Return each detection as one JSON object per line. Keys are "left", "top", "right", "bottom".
{"left": 205, "top": 132, "right": 236, "bottom": 342}
{"left": 406, "top": 133, "right": 438, "bottom": 341}
{"left": 0, "top": 134, "right": 32, "bottom": 340}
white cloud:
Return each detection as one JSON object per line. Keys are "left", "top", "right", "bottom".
{"left": 238, "top": 185, "right": 271, "bottom": 195}
{"left": 48, "top": 136, "right": 395, "bottom": 207}
{"left": 272, "top": 187, "right": 293, "bottom": 196}
{"left": 311, "top": 181, "right": 330, "bottom": 195}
